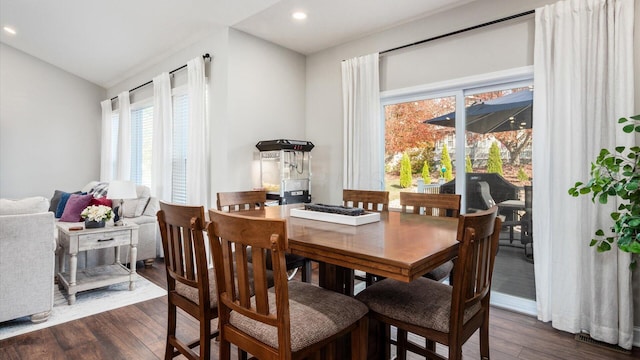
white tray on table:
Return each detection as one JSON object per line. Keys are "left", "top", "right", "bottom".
{"left": 289, "top": 208, "right": 380, "bottom": 226}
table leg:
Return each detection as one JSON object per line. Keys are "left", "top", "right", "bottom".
{"left": 129, "top": 244, "right": 137, "bottom": 290}
{"left": 68, "top": 252, "right": 77, "bottom": 305}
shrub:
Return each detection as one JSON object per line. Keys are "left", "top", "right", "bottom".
{"left": 422, "top": 161, "right": 431, "bottom": 184}
{"left": 487, "top": 142, "right": 503, "bottom": 176}
{"left": 441, "top": 144, "right": 453, "bottom": 181}
{"left": 399, "top": 153, "right": 412, "bottom": 188}
{"left": 517, "top": 167, "right": 529, "bottom": 182}
{"left": 465, "top": 155, "right": 473, "bottom": 173}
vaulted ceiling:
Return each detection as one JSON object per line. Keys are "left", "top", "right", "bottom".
{"left": 0, "top": 0, "right": 473, "bottom": 88}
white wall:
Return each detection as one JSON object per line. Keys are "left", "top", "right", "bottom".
{"left": 305, "top": 0, "right": 557, "bottom": 205}
{"left": 0, "top": 43, "right": 105, "bottom": 199}
{"left": 106, "top": 27, "right": 305, "bottom": 207}
{"left": 227, "top": 29, "right": 306, "bottom": 191}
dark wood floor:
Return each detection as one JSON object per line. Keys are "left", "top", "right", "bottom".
{"left": 1, "top": 258, "right": 637, "bottom": 359}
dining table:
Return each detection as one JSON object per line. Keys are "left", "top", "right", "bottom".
{"left": 241, "top": 204, "right": 460, "bottom": 359}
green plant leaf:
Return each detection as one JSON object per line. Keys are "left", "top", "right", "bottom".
{"left": 618, "top": 117, "right": 629, "bottom": 123}
{"left": 630, "top": 114, "right": 640, "bottom": 121}
{"left": 595, "top": 229, "right": 605, "bottom": 236}
{"left": 615, "top": 146, "right": 626, "bottom": 153}
{"left": 598, "top": 193, "right": 608, "bottom": 204}
{"left": 580, "top": 188, "right": 591, "bottom": 195}
{"left": 590, "top": 239, "right": 598, "bottom": 247}
{"left": 597, "top": 242, "right": 611, "bottom": 252}
{"left": 611, "top": 212, "right": 621, "bottom": 220}
{"left": 623, "top": 124, "right": 635, "bottom": 133}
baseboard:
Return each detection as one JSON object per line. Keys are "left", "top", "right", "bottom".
{"left": 634, "top": 326, "right": 640, "bottom": 347}
{"left": 490, "top": 291, "right": 537, "bottom": 316}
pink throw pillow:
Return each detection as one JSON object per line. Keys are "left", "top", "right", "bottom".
{"left": 59, "top": 193, "right": 94, "bottom": 222}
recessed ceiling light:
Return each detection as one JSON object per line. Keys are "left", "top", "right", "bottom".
{"left": 292, "top": 11, "right": 307, "bottom": 20}
{"left": 3, "top": 26, "right": 17, "bottom": 35}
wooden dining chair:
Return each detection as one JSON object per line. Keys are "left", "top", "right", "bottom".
{"left": 356, "top": 206, "right": 501, "bottom": 360}
{"left": 343, "top": 189, "right": 390, "bottom": 289}
{"left": 207, "top": 209, "right": 369, "bottom": 360}
{"left": 157, "top": 201, "right": 218, "bottom": 360}
{"left": 216, "top": 190, "right": 312, "bottom": 283}
{"left": 343, "top": 189, "right": 389, "bottom": 212}
{"left": 399, "top": 192, "right": 460, "bottom": 281}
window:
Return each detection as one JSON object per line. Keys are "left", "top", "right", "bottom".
{"left": 130, "top": 102, "right": 153, "bottom": 188}
{"left": 171, "top": 91, "right": 189, "bottom": 204}
{"left": 110, "top": 84, "right": 193, "bottom": 205}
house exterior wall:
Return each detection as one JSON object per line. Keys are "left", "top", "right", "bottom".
{"left": 0, "top": 43, "right": 105, "bottom": 199}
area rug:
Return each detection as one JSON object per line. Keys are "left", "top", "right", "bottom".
{"left": 0, "top": 276, "right": 166, "bottom": 340}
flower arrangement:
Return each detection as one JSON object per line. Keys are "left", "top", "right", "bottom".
{"left": 81, "top": 205, "right": 113, "bottom": 222}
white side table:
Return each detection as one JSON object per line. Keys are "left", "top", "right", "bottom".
{"left": 56, "top": 222, "right": 139, "bottom": 305}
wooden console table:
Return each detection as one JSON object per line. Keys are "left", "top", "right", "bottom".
{"left": 56, "top": 222, "right": 139, "bottom": 305}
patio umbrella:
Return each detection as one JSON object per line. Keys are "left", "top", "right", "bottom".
{"left": 424, "top": 90, "right": 532, "bottom": 133}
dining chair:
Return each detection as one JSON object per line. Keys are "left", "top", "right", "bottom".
{"left": 157, "top": 201, "right": 218, "bottom": 360}
{"left": 343, "top": 189, "right": 390, "bottom": 289}
{"left": 343, "top": 189, "right": 389, "bottom": 212}
{"left": 216, "top": 190, "right": 312, "bottom": 282}
{"left": 356, "top": 205, "right": 501, "bottom": 360}
{"left": 399, "top": 192, "right": 461, "bottom": 281}
{"left": 207, "top": 209, "right": 369, "bottom": 360}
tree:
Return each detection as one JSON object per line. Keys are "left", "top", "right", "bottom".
{"left": 493, "top": 129, "right": 532, "bottom": 166}
{"left": 487, "top": 142, "right": 503, "bottom": 175}
{"left": 465, "top": 155, "right": 473, "bottom": 173}
{"left": 422, "top": 161, "right": 431, "bottom": 184}
{"left": 441, "top": 144, "right": 453, "bottom": 181}
{"left": 399, "top": 153, "right": 412, "bottom": 188}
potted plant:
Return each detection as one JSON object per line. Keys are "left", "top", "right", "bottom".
{"left": 568, "top": 115, "right": 640, "bottom": 268}
{"left": 81, "top": 205, "right": 113, "bottom": 228}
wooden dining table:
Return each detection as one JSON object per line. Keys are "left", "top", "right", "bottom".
{"left": 243, "top": 204, "right": 459, "bottom": 289}
{"left": 241, "top": 204, "right": 460, "bottom": 358}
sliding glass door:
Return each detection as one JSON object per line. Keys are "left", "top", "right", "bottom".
{"left": 382, "top": 69, "right": 535, "bottom": 313}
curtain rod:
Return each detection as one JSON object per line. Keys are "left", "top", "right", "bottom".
{"left": 110, "top": 53, "right": 211, "bottom": 101}
{"left": 378, "top": 10, "right": 535, "bottom": 56}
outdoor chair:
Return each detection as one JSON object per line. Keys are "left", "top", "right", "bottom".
{"left": 207, "top": 209, "right": 369, "bottom": 360}
{"left": 356, "top": 206, "right": 501, "bottom": 360}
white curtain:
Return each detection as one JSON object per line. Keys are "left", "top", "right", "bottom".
{"left": 151, "top": 72, "right": 173, "bottom": 201}
{"left": 341, "top": 53, "right": 383, "bottom": 190}
{"left": 116, "top": 91, "right": 132, "bottom": 181}
{"left": 533, "top": 0, "right": 634, "bottom": 349}
{"left": 100, "top": 99, "right": 113, "bottom": 182}
{"left": 186, "top": 56, "right": 208, "bottom": 207}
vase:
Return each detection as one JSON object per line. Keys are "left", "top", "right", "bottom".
{"left": 85, "top": 219, "right": 106, "bottom": 228}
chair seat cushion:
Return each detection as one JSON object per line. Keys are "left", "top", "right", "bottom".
{"left": 355, "top": 277, "right": 481, "bottom": 333}
{"left": 229, "top": 281, "right": 368, "bottom": 352}
{"left": 175, "top": 268, "right": 218, "bottom": 308}
{"left": 175, "top": 264, "right": 274, "bottom": 308}
{"left": 423, "top": 261, "right": 454, "bottom": 282}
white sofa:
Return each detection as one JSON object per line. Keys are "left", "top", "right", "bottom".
{"left": 55, "top": 182, "right": 160, "bottom": 269}
{"left": 0, "top": 197, "right": 55, "bottom": 323}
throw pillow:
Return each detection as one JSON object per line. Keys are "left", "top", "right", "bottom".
{"left": 89, "top": 182, "right": 109, "bottom": 198}
{"left": 0, "top": 196, "right": 49, "bottom": 215}
{"left": 59, "top": 193, "right": 94, "bottom": 222}
{"left": 122, "top": 185, "right": 151, "bottom": 218}
{"left": 89, "top": 196, "right": 113, "bottom": 208}
{"left": 55, "top": 191, "right": 82, "bottom": 218}
{"left": 49, "top": 190, "right": 64, "bottom": 212}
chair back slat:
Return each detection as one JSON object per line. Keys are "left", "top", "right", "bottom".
{"left": 399, "top": 192, "right": 461, "bottom": 217}
{"left": 450, "top": 206, "right": 501, "bottom": 332}
{"left": 343, "top": 189, "right": 389, "bottom": 212}
{"left": 217, "top": 191, "right": 267, "bottom": 212}
{"left": 208, "top": 209, "right": 289, "bottom": 329}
